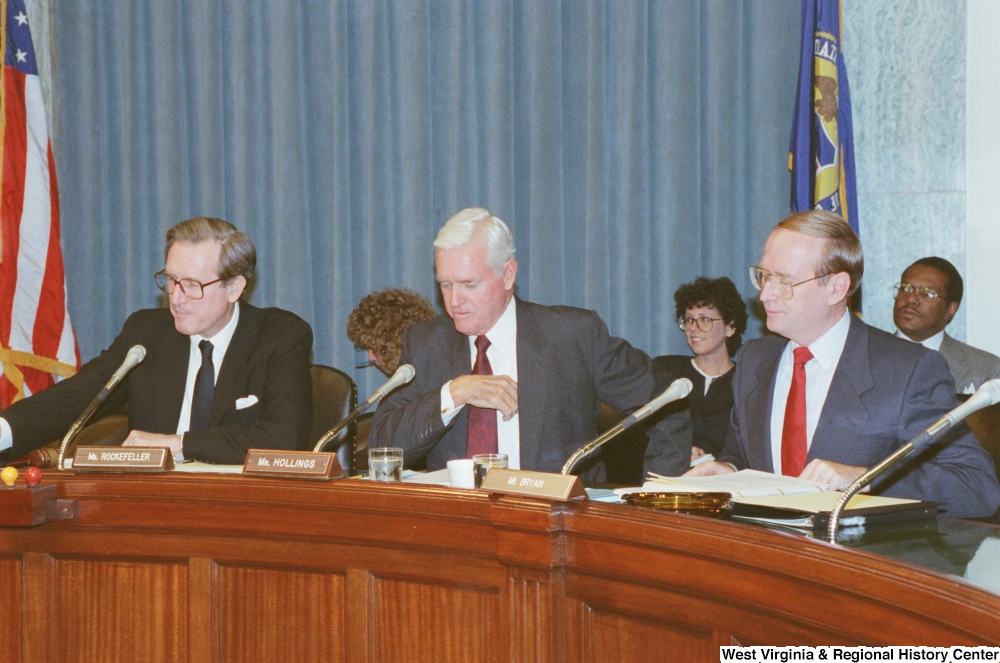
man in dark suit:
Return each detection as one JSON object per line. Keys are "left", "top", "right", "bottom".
{"left": 0, "top": 217, "right": 312, "bottom": 465}
{"left": 368, "top": 208, "right": 691, "bottom": 479}
{"left": 688, "top": 211, "right": 1000, "bottom": 518}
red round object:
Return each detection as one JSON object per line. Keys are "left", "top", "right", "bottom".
{"left": 24, "top": 466, "right": 42, "bottom": 486}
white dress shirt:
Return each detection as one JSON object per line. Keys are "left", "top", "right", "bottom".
{"left": 769, "top": 308, "right": 851, "bottom": 474}
{"left": 896, "top": 328, "right": 944, "bottom": 352}
{"left": 0, "top": 302, "right": 241, "bottom": 456}
{"left": 176, "top": 301, "right": 240, "bottom": 436}
{"left": 439, "top": 297, "right": 520, "bottom": 469}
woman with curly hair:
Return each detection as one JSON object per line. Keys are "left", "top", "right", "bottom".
{"left": 654, "top": 276, "right": 748, "bottom": 461}
{"left": 347, "top": 288, "right": 437, "bottom": 375}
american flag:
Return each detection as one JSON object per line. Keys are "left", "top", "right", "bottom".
{"left": 0, "top": 0, "right": 79, "bottom": 408}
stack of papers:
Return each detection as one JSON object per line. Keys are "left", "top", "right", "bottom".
{"left": 614, "top": 469, "right": 827, "bottom": 499}
{"left": 612, "top": 469, "right": 934, "bottom": 531}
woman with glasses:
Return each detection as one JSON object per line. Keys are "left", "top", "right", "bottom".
{"left": 653, "top": 277, "right": 747, "bottom": 462}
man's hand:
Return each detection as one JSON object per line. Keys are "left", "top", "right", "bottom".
{"left": 799, "top": 459, "right": 868, "bottom": 491}
{"left": 683, "top": 460, "right": 736, "bottom": 477}
{"left": 449, "top": 375, "right": 518, "bottom": 421}
{"left": 691, "top": 446, "right": 706, "bottom": 462}
{"left": 122, "top": 431, "right": 184, "bottom": 454}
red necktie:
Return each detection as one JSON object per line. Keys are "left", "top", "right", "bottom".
{"left": 781, "top": 346, "right": 813, "bottom": 476}
{"left": 466, "top": 335, "right": 498, "bottom": 456}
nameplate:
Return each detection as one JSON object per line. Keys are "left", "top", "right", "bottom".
{"left": 72, "top": 447, "right": 175, "bottom": 472}
{"left": 242, "top": 450, "right": 342, "bottom": 479}
{"left": 479, "top": 469, "right": 588, "bottom": 502}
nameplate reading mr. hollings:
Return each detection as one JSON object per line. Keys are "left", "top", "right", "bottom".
{"left": 72, "top": 447, "right": 174, "bottom": 472}
{"left": 243, "top": 450, "right": 341, "bottom": 479}
{"left": 479, "top": 469, "right": 587, "bottom": 502}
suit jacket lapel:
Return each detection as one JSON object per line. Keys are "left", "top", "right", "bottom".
{"left": 209, "top": 303, "right": 260, "bottom": 425}
{"left": 748, "top": 345, "right": 782, "bottom": 473}
{"left": 515, "top": 299, "right": 550, "bottom": 471}
{"left": 149, "top": 322, "right": 189, "bottom": 432}
{"left": 809, "top": 315, "right": 872, "bottom": 463}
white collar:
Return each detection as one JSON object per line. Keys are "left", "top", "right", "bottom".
{"left": 470, "top": 296, "right": 517, "bottom": 356}
{"left": 789, "top": 308, "right": 851, "bottom": 370}
{"left": 896, "top": 328, "right": 944, "bottom": 352}
{"left": 190, "top": 301, "right": 241, "bottom": 356}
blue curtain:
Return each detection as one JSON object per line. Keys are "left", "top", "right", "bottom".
{"left": 52, "top": 0, "right": 800, "bottom": 396}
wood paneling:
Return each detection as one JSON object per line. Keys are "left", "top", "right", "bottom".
{"left": 373, "top": 577, "right": 501, "bottom": 663}
{"left": 0, "top": 473, "right": 997, "bottom": 663}
{"left": 584, "top": 608, "right": 716, "bottom": 663}
{"left": 507, "top": 575, "right": 550, "bottom": 663}
{"left": 217, "top": 566, "right": 346, "bottom": 663}
{"left": 0, "top": 556, "right": 23, "bottom": 661}
{"left": 53, "top": 558, "right": 188, "bottom": 662}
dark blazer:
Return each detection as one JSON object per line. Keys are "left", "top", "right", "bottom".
{"left": 368, "top": 299, "right": 692, "bottom": 479}
{"left": 4, "top": 303, "right": 313, "bottom": 464}
{"left": 718, "top": 314, "right": 1000, "bottom": 518}
{"left": 652, "top": 355, "right": 735, "bottom": 457}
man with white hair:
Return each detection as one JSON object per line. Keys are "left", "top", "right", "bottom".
{"left": 368, "top": 207, "right": 691, "bottom": 479}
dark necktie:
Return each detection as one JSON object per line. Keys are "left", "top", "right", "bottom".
{"left": 190, "top": 340, "right": 215, "bottom": 431}
{"left": 781, "top": 346, "right": 813, "bottom": 476}
{"left": 466, "top": 335, "right": 498, "bottom": 457}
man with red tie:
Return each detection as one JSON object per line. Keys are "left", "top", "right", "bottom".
{"left": 687, "top": 210, "right": 1000, "bottom": 519}
{"left": 368, "top": 207, "right": 692, "bottom": 480}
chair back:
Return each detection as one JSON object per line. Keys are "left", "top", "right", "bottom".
{"left": 354, "top": 412, "right": 374, "bottom": 472}
{"left": 310, "top": 364, "right": 358, "bottom": 476}
{"left": 967, "top": 402, "right": 1000, "bottom": 477}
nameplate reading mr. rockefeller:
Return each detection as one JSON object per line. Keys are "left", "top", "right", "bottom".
{"left": 72, "top": 447, "right": 174, "bottom": 472}
{"left": 479, "top": 469, "right": 588, "bottom": 502}
{"left": 243, "top": 450, "right": 342, "bottom": 479}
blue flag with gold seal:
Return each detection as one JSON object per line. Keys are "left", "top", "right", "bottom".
{"left": 789, "top": 0, "right": 859, "bottom": 308}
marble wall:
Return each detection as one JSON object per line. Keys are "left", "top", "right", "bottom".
{"left": 842, "top": 0, "right": 967, "bottom": 339}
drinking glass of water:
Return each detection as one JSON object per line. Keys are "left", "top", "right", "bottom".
{"left": 472, "top": 453, "right": 508, "bottom": 488}
{"left": 369, "top": 447, "right": 403, "bottom": 482}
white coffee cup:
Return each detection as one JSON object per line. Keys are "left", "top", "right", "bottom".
{"left": 447, "top": 459, "right": 476, "bottom": 489}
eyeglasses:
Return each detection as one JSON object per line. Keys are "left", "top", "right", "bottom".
{"left": 154, "top": 271, "right": 224, "bottom": 300}
{"left": 749, "top": 266, "right": 831, "bottom": 300}
{"left": 893, "top": 282, "right": 940, "bottom": 301}
{"left": 678, "top": 316, "right": 724, "bottom": 332}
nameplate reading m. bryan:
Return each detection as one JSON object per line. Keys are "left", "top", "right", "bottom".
{"left": 479, "top": 469, "right": 587, "bottom": 502}
{"left": 72, "top": 447, "right": 174, "bottom": 472}
{"left": 243, "top": 450, "right": 342, "bottom": 479}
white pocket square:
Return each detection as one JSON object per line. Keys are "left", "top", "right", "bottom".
{"left": 236, "top": 395, "right": 259, "bottom": 410}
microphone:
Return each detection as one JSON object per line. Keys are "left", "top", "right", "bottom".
{"left": 57, "top": 345, "right": 147, "bottom": 470}
{"left": 561, "top": 377, "right": 693, "bottom": 475}
{"left": 313, "top": 364, "right": 416, "bottom": 453}
{"left": 827, "top": 378, "right": 1000, "bottom": 543}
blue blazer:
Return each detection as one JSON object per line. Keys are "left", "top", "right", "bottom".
{"left": 718, "top": 314, "right": 1000, "bottom": 518}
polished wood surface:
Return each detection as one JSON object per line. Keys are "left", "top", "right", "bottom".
{"left": 0, "top": 472, "right": 997, "bottom": 662}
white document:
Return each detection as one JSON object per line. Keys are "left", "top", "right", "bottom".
{"left": 614, "top": 469, "right": 827, "bottom": 499}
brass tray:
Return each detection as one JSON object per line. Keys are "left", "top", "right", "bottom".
{"left": 622, "top": 491, "right": 733, "bottom": 518}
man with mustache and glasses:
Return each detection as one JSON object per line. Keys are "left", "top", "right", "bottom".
{"left": 686, "top": 211, "right": 999, "bottom": 519}
{"left": 893, "top": 257, "right": 1000, "bottom": 395}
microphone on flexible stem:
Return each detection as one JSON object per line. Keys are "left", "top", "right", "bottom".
{"left": 561, "top": 377, "right": 693, "bottom": 475}
{"left": 313, "top": 364, "right": 416, "bottom": 453}
{"left": 827, "top": 378, "right": 1000, "bottom": 544}
{"left": 56, "top": 345, "right": 147, "bottom": 470}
